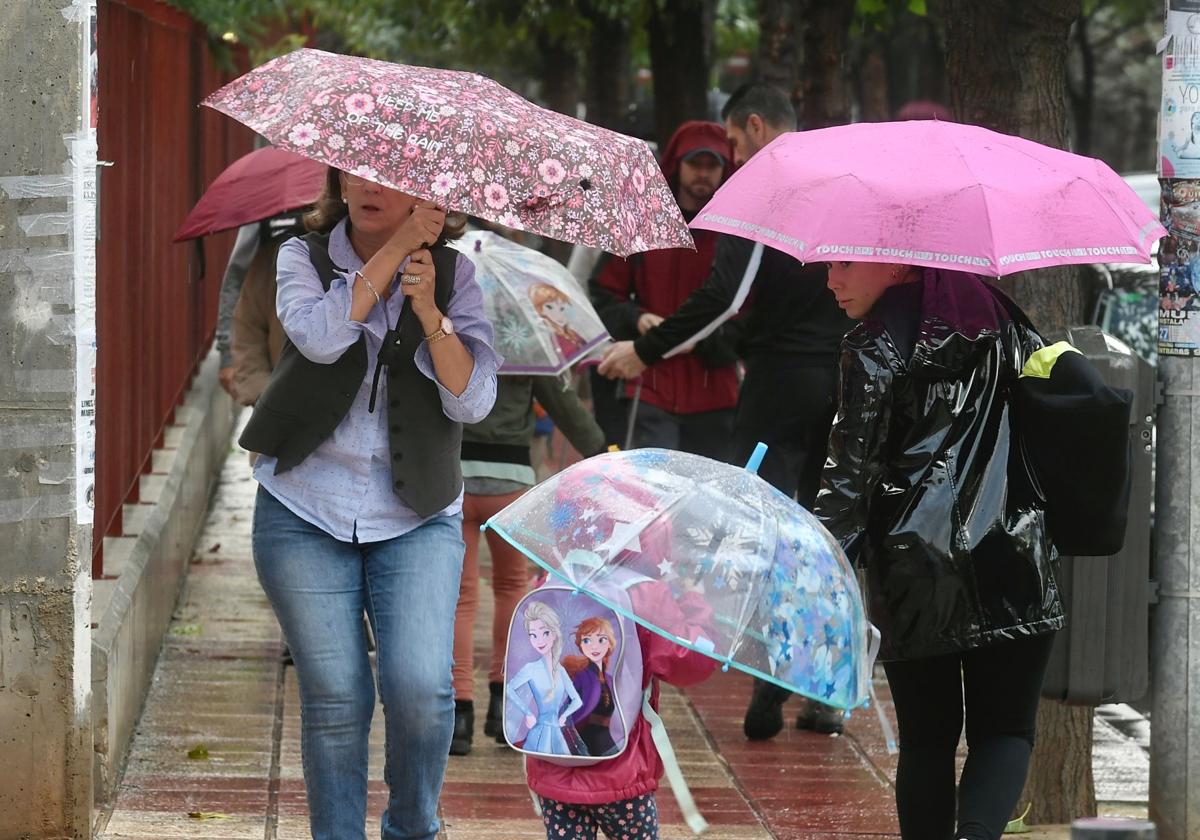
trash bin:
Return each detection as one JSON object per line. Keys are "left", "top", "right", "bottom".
{"left": 1039, "top": 326, "right": 1156, "bottom": 706}
{"left": 1072, "top": 817, "right": 1156, "bottom": 838}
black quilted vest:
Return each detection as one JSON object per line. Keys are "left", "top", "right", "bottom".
{"left": 239, "top": 231, "right": 463, "bottom": 518}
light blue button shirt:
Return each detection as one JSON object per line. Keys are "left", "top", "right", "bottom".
{"left": 254, "top": 219, "right": 501, "bottom": 543}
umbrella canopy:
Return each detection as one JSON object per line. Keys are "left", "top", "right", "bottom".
{"left": 173, "top": 146, "right": 325, "bottom": 242}
{"left": 484, "top": 448, "right": 877, "bottom": 711}
{"left": 202, "top": 48, "right": 692, "bottom": 257}
{"left": 691, "top": 120, "right": 1166, "bottom": 276}
{"left": 450, "top": 231, "right": 609, "bottom": 375}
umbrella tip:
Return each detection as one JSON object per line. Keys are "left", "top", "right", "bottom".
{"left": 474, "top": 238, "right": 482, "bottom": 252}
{"left": 744, "top": 442, "right": 768, "bottom": 475}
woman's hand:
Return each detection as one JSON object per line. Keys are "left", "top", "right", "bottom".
{"left": 558, "top": 715, "right": 569, "bottom": 726}
{"left": 388, "top": 201, "right": 446, "bottom": 256}
{"left": 525, "top": 714, "right": 537, "bottom": 729}
{"left": 399, "top": 249, "right": 439, "bottom": 322}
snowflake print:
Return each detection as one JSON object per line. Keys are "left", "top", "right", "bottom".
{"left": 344, "top": 92, "right": 375, "bottom": 117}
{"left": 484, "top": 182, "right": 509, "bottom": 209}
{"left": 288, "top": 122, "right": 320, "bottom": 147}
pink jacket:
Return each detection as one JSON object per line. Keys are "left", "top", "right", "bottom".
{"left": 524, "top": 584, "right": 719, "bottom": 805}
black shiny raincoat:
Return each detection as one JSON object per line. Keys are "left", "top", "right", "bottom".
{"left": 815, "top": 269, "right": 1064, "bottom": 662}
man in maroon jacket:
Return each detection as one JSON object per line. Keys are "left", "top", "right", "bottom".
{"left": 588, "top": 121, "right": 740, "bottom": 459}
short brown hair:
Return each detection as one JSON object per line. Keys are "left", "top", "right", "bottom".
{"left": 304, "top": 166, "right": 466, "bottom": 241}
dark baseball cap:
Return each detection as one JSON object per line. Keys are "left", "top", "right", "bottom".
{"left": 681, "top": 147, "right": 727, "bottom": 165}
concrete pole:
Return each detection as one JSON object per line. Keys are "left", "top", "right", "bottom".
{"left": 0, "top": 2, "right": 96, "bottom": 837}
{"left": 1152, "top": 6, "right": 1200, "bottom": 840}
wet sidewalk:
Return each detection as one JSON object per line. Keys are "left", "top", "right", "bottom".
{"left": 95, "top": 428, "right": 1150, "bottom": 839}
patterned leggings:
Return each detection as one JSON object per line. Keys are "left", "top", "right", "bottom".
{"left": 539, "top": 794, "right": 660, "bottom": 840}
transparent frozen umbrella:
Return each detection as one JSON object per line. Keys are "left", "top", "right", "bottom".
{"left": 484, "top": 445, "right": 890, "bottom": 742}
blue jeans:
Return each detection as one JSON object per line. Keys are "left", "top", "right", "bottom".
{"left": 252, "top": 487, "right": 465, "bottom": 840}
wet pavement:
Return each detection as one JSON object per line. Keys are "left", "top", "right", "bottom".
{"left": 94, "top": 423, "right": 1151, "bottom": 839}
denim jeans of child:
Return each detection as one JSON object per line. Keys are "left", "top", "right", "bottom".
{"left": 253, "top": 487, "right": 465, "bottom": 840}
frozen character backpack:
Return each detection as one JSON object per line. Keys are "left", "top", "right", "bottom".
{"left": 501, "top": 570, "right": 645, "bottom": 767}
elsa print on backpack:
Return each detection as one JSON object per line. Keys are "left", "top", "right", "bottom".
{"left": 505, "top": 599, "right": 588, "bottom": 756}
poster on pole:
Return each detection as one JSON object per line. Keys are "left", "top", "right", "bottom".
{"left": 74, "top": 0, "right": 98, "bottom": 525}
{"left": 1159, "top": 35, "right": 1200, "bottom": 178}
{"left": 1159, "top": 180, "right": 1200, "bottom": 356}
{"left": 1168, "top": 0, "right": 1200, "bottom": 40}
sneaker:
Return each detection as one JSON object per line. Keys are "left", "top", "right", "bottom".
{"left": 796, "top": 698, "right": 845, "bottom": 735}
{"left": 743, "top": 678, "right": 792, "bottom": 740}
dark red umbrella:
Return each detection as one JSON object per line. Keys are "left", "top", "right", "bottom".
{"left": 172, "top": 146, "right": 325, "bottom": 241}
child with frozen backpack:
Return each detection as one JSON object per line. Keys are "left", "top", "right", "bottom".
{"left": 522, "top": 581, "right": 718, "bottom": 840}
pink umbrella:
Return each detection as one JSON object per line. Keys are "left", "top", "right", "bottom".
{"left": 202, "top": 48, "right": 692, "bottom": 257}
{"left": 173, "top": 146, "right": 325, "bottom": 241}
{"left": 691, "top": 120, "right": 1165, "bottom": 275}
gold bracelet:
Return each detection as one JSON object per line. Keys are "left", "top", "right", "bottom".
{"left": 355, "top": 270, "right": 382, "bottom": 307}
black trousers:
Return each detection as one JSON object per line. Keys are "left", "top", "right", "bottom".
{"left": 731, "top": 358, "right": 838, "bottom": 507}
{"left": 882, "top": 633, "right": 1057, "bottom": 840}
{"left": 630, "top": 401, "right": 735, "bottom": 462}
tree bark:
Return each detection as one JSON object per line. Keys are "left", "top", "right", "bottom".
{"left": 938, "top": 0, "right": 1095, "bottom": 826}
{"left": 648, "top": 0, "right": 713, "bottom": 148}
{"left": 858, "top": 50, "right": 891, "bottom": 123}
{"left": 537, "top": 32, "right": 581, "bottom": 118}
{"left": 757, "top": 0, "right": 802, "bottom": 111}
{"left": 798, "top": 0, "right": 855, "bottom": 128}
{"left": 583, "top": 3, "right": 632, "bottom": 132}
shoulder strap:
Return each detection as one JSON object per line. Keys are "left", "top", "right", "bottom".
{"left": 303, "top": 231, "right": 342, "bottom": 293}
{"left": 431, "top": 245, "right": 457, "bottom": 313}
{"left": 641, "top": 684, "right": 708, "bottom": 835}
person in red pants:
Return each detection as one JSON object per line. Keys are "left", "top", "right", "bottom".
{"left": 451, "top": 375, "right": 605, "bottom": 755}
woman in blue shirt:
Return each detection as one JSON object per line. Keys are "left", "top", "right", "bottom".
{"left": 244, "top": 166, "right": 500, "bottom": 840}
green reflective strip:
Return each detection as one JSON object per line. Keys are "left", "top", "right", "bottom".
{"left": 1020, "top": 341, "right": 1081, "bottom": 379}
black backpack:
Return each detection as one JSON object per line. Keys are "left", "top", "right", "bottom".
{"left": 991, "top": 288, "right": 1134, "bottom": 557}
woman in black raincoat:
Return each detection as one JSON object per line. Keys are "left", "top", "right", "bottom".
{"left": 815, "top": 262, "right": 1064, "bottom": 840}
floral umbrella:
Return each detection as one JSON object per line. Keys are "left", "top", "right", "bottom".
{"left": 450, "top": 231, "right": 609, "bottom": 375}
{"left": 202, "top": 48, "right": 693, "bottom": 257}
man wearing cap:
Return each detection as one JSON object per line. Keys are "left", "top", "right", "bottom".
{"left": 588, "top": 120, "right": 740, "bottom": 458}
{"left": 599, "top": 84, "right": 853, "bottom": 740}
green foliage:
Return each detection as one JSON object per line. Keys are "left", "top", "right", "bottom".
{"left": 855, "top": 0, "right": 927, "bottom": 30}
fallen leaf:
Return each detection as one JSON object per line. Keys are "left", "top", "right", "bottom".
{"left": 187, "top": 812, "right": 229, "bottom": 820}
{"left": 207, "top": 543, "right": 221, "bottom": 553}
{"left": 187, "top": 744, "right": 209, "bottom": 760}
{"left": 171, "top": 624, "right": 203, "bottom": 636}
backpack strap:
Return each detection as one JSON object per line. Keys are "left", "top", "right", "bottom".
{"left": 641, "top": 683, "right": 709, "bottom": 835}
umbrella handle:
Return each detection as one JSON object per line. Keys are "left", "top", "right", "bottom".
{"left": 623, "top": 379, "right": 643, "bottom": 451}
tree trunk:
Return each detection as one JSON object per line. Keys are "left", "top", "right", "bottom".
{"left": 757, "top": 0, "right": 802, "bottom": 111}
{"left": 938, "top": 0, "right": 1095, "bottom": 826}
{"left": 1070, "top": 12, "right": 1096, "bottom": 157}
{"left": 859, "top": 50, "right": 891, "bottom": 122}
{"left": 648, "top": 0, "right": 713, "bottom": 148}
{"left": 537, "top": 33, "right": 581, "bottom": 118}
{"left": 583, "top": 4, "right": 632, "bottom": 132}
{"left": 798, "top": 0, "right": 855, "bottom": 128}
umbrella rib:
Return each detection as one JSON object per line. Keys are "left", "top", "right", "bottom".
{"left": 943, "top": 128, "right": 1000, "bottom": 273}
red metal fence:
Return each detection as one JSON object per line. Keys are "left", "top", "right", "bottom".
{"left": 95, "top": 0, "right": 253, "bottom": 576}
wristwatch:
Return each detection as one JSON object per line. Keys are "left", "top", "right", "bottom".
{"left": 425, "top": 316, "right": 455, "bottom": 345}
